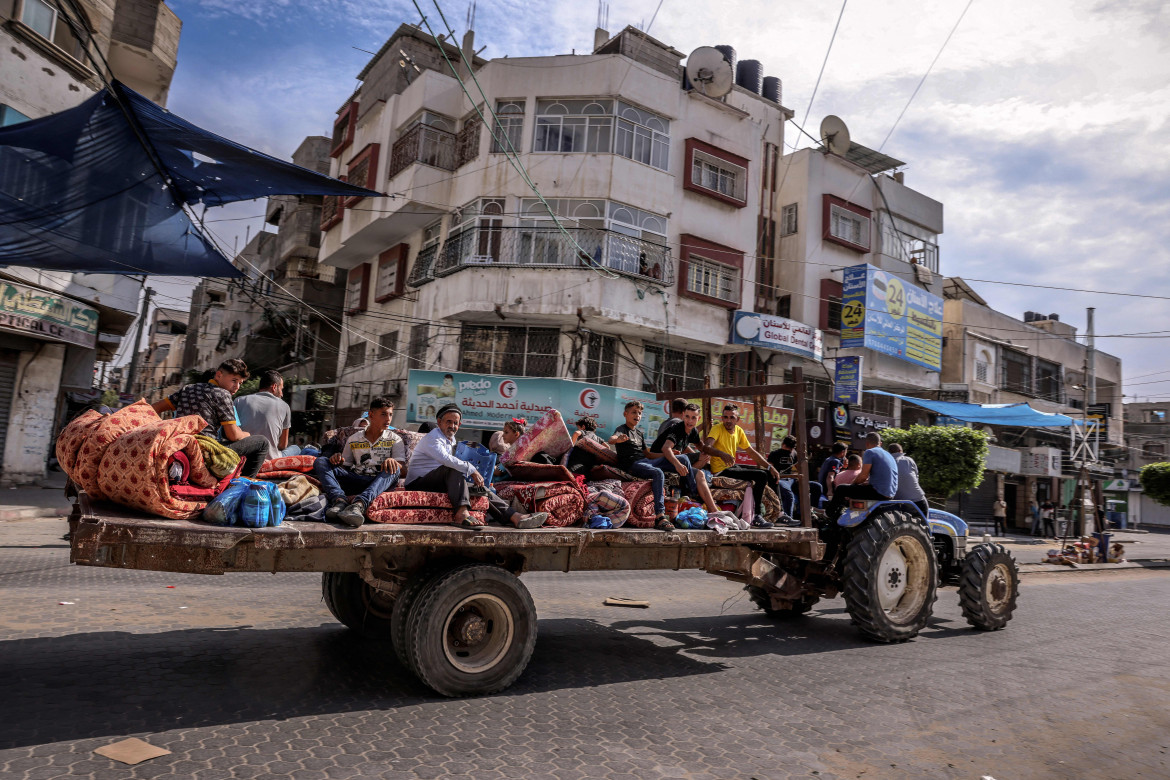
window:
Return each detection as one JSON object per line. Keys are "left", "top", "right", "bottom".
{"left": 1001, "top": 349, "right": 1032, "bottom": 394}
{"left": 407, "top": 222, "right": 444, "bottom": 286}
{"left": 377, "top": 331, "right": 399, "bottom": 361}
{"left": 345, "top": 341, "right": 366, "bottom": 368}
{"left": 683, "top": 138, "right": 748, "bottom": 206}
{"left": 1036, "top": 359, "right": 1062, "bottom": 402}
{"left": 1149, "top": 410, "right": 1166, "bottom": 422}
{"left": 407, "top": 324, "right": 429, "bottom": 369}
{"left": 975, "top": 359, "right": 990, "bottom": 384}
{"left": 20, "top": 0, "right": 84, "bottom": 59}
{"left": 686, "top": 255, "right": 738, "bottom": 302}
{"left": 781, "top": 203, "right": 798, "bottom": 236}
{"left": 584, "top": 333, "right": 616, "bottom": 386}
{"left": 459, "top": 324, "right": 560, "bottom": 377}
{"left": 375, "top": 244, "right": 408, "bottom": 301}
{"left": 1143, "top": 442, "right": 1165, "bottom": 459}
{"left": 643, "top": 345, "right": 707, "bottom": 393}
{"left": 439, "top": 198, "right": 505, "bottom": 273}
{"left": 823, "top": 195, "right": 871, "bottom": 252}
{"left": 534, "top": 98, "right": 670, "bottom": 170}
{"left": 344, "top": 144, "right": 379, "bottom": 205}
{"left": 679, "top": 234, "right": 742, "bottom": 309}
{"left": 820, "top": 278, "right": 842, "bottom": 332}
{"left": 331, "top": 102, "right": 358, "bottom": 158}
{"left": 490, "top": 101, "right": 525, "bottom": 154}
{"left": 721, "top": 351, "right": 765, "bottom": 388}
{"left": 456, "top": 114, "right": 481, "bottom": 167}
{"left": 345, "top": 263, "right": 370, "bottom": 314}
{"left": 0, "top": 105, "right": 31, "bottom": 127}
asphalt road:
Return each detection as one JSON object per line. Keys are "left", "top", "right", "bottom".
{"left": 1, "top": 516, "right": 1168, "bottom": 780}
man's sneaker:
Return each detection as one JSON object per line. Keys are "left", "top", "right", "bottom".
{"left": 337, "top": 500, "right": 367, "bottom": 528}
{"left": 513, "top": 512, "right": 548, "bottom": 529}
{"left": 751, "top": 515, "right": 775, "bottom": 529}
{"left": 325, "top": 499, "right": 348, "bottom": 523}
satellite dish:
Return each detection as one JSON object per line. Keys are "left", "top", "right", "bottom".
{"left": 820, "top": 115, "right": 851, "bottom": 156}
{"left": 686, "top": 47, "right": 734, "bottom": 99}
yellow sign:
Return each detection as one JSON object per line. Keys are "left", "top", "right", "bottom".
{"left": 885, "top": 277, "right": 905, "bottom": 319}
{"left": 841, "top": 299, "right": 865, "bottom": 328}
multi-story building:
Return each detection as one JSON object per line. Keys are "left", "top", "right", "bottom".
{"left": 0, "top": 0, "right": 180, "bottom": 483}
{"left": 130, "top": 307, "right": 187, "bottom": 399}
{"left": 940, "top": 283, "right": 1124, "bottom": 528}
{"left": 1120, "top": 402, "right": 1170, "bottom": 527}
{"left": 318, "top": 23, "right": 813, "bottom": 428}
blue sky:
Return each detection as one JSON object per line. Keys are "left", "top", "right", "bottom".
{"left": 147, "top": 0, "right": 1170, "bottom": 400}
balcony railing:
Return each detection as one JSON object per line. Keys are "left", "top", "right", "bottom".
{"left": 411, "top": 226, "right": 673, "bottom": 286}
{"left": 389, "top": 124, "right": 457, "bottom": 180}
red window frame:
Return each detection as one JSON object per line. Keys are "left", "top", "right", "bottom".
{"left": 375, "top": 244, "right": 409, "bottom": 302}
{"left": 819, "top": 278, "right": 843, "bottom": 332}
{"left": 677, "top": 234, "right": 743, "bottom": 309}
{"left": 331, "top": 102, "right": 358, "bottom": 158}
{"left": 344, "top": 143, "right": 380, "bottom": 208}
{"left": 346, "top": 263, "right": 371, "bottom": 315}
{"left": 822, "top": 194, "right": 871, "bottom": 253}
{"left": 320, "top": 175, "right": 346, "bottom": 232}
{"left": 683, "top": 138, "right": 750, "bottom": 209}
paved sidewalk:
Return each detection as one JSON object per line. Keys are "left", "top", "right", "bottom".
{"left": 973, "top": 527, "right": 1170, "bottom": 567}
{"left": 0, "top": 472, "right": 71, "bottom": 521}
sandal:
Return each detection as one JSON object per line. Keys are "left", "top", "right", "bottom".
{"left": 655, "top": 514, "right": 675, "bottom": 532}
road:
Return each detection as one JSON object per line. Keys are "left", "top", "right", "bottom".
{"left": 1, "top": 516, "right": 1168, "bottom": 780}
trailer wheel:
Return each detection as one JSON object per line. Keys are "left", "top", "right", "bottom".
{"left": 958, "top": 543, "right": 1019, "bottom": 631}
{"left": 746, "top": 586, "right": 819, "bottom": 619}
{"left": 406, "top": 564, "right": 537, "bottom": 697}
{"left": 841, "top": 510, "right": 938, "bottom": 643}
{"left": 321, "top": 572, "right": 396, "bottom": 640}
{"left": 391, "top": 565, "right": 456, "bottom": 671}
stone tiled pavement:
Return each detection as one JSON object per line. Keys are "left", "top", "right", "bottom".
{"left": 1, "top": 518, "right": 1169, "bottom": 779}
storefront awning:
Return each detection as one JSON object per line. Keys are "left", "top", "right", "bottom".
{"left": 867, "top": 390, "right": 1076, "bottom": 427}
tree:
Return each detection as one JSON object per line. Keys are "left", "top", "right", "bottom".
{"left": 881, "top": 425, "right": 990, "bottom": 499}
{"left": 1139, "top": 462, "right": 1170, "bottom": 506}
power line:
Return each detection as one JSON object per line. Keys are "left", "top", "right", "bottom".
{"left": 799, "top": 0, "right": 848, "bottom": 132}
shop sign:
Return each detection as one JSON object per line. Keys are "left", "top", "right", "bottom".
{"left": 729, "top": 311, "right": 822, "bottom": 361}
{"left": 407, "top": 370, "right": 666, "bottom": 439}
{"left": 1104, "top": 479, "right": 1131, "bottom": 492}
{"left": 985, "top": 444, "right": 1022, "bottom": 473}
{"left": 840, "top": 263, "right": 942, "bottom": 372}
{"left": 829, "top": 403, "right": 894, "bottom": 447}
{"left": 0, "top": 281, "right": 98, "bottom": 349}
{"left": 698, "top": 397, "right": 793, "bottom": 464}
{"left": 832, "top": 356, "right": 862, "bottom": 404}
{"left": 1086, "top": 403, "right": 1111, "bottom": 439}
{"left": 1020, "top": 446, "right": 1061, "bottom": 477}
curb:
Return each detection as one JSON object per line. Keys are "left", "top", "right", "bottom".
{"left": 1019, "top": 559, "right": 1170, "bottom": 575}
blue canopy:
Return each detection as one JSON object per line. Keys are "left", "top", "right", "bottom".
{"left": 0, "top": 83, "right": 379, "bottom": 277}
{"left": 867, "top": 390, "right": 1076, "bottom": 427}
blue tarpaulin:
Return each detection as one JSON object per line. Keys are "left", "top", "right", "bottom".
{"left": 0, "top": 83, "right": 379, "bottom": 277}
{"left": 867, "top": 390, "right": 1076, "bottom": 427}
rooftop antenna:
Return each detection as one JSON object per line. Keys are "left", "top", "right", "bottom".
{"left": 685, "top": 46, "right": 734, "bottom": 99}
{"left": 596, "top": 1, "right": 609, "bottom": 29}
{"left": 466, "top": 0, "right": 476, "bottom": 31}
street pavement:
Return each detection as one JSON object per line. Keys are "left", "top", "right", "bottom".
{"left": 1, "top": 515, "right": 1169, "bottom": 780}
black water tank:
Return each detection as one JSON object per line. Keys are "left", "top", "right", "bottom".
{"left": 736, "top": 59, "right": 763, "bottom": 94}
{"left": 762, "top": 76, "right": 781, "bottom": 103}
{"left": 714, "top": 45, "right": 737, "bottom": 73}
{"left": 1049, "top": 313, "right": 1060, "bottom": 322}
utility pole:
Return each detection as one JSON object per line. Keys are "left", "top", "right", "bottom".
{"left": 124, "top": 286, "right": 154, "bottom": 395}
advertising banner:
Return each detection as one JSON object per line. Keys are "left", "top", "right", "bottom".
{"left": 828, "top": 403, "right": 895, "bottom": 448}
{"left": 840, "top": 263, "right": 942, "bottom": 372}
{"left": 729, "top": 311, "right": 822, "bottom": 361}
{"left": 832, "top": 356, "right": 862, "bottom": 404}
{"left": 406, "top": 370, "right": 665, "bottom": 440}
{"left": 0, "top": 281, "right": 99, "bottom": 349}
{"left": 695, "top": 398, "right": 793, "bottom": 464}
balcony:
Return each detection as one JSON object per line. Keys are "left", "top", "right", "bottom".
{"left": 389, "top": 124, "right": 457, "bottom": 180}
{"left": 410, "top": 226, "right": 674, "bottom": 287}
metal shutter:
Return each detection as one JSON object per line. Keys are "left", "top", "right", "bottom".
{"left": 0, "top": 350, "right": 18, "bottom": 470}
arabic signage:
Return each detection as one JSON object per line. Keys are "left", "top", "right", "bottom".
{"left": 729, "top": 311, "right": 822, "bottom": 361}
{"left": 1021, "top": 447, "right": 1062, "bottom": 477}
{"left": 832, "top": 356, "right": 862, "bottom": 404}
{"left": 0, "top": 282, "right": 99, "bottom": 349}
{"left": 1086, "top": 403, "right": 1111, "bottom": 440}
{"left": 829, "top": 403, "right": 895, "bottom": 447}
{"left": 840, "top": 263, "right": 942, "bottom": 372}
{"left": 406, "top": 370, "right": 666, "bottom": 439}
{"left": 985, "top": 444, "right": 1022, "bottom": 473}
{"left": 698, "top": 398, "right": 793, "bottom": 464}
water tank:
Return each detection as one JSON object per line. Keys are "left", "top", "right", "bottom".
{"left": 1023, "top": 311, "right": 1037, "bottom": 322}
{"left": 736, "top": 59, "right": 763, "bottom": 94}
{"left": 1049, "top": 313, "right": 1060, "bottom": 322}
{"left": 762, "top": 76, "right": 781, "bottom": 103}
{"left": 714, "top": 45, "right": 737, "bottom": 73}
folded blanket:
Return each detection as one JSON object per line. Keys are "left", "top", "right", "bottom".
{"left": 367, "top": 507, "right": 486, "bottom": 525}
{"left": 573, "top": 433, "right": 617, "bottom": 466}
{"left": 621, "top": 480, "right": 657, "bottom": 527}
{"left": 260, "top": 454, "right": 317, "bottom": 474}
{"left": 495, "top": 479, "right": 587, "bottom": 527}
{"left": 55, "top": 409, "right": 103, "bottom": 476}
{"left": 287, "top": 494, "right": 327, "bottom": 521}
{"left": 278, "top": 474, "right": 319, "bottom": 505}
{"left": 586, "top": 486, "right": 630, "bottom": 528}
{"left": 195, "top": 435, "right": 241, "bottom": 478}
{"left": 67, "top": 400, "right": 161, "bottom": 500}
{"left": 97, "top": 415, "right": 216, "bottom": 520}
{"left": 366, "top": 490, "right": 490, "bottom": 525}
{"left": 504, "top": 409, "right": 573, "bottom": 463}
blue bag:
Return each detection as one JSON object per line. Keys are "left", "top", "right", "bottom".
{"left": 202, "top": 478, "right": 252, "bottom": 526}
{"left": 239, "top": 480, "right": 285, "bottom": 528}
{"left": 454, "top": 441, "right": 497, "bottom": 485}
{"left": 675, "top": 507, "right": 708, "bottom": 529}
{"left": 588, "top": 514, "right": 613, "bottom": 529}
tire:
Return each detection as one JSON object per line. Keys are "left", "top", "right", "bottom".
{"left": 841, "top": 510, "right": 938, "bottom": 643}
{"left": 406, "top": 564, "right": 538, "bottom": 697}
{"left": 321, "top": 572, "right": 397, "bottom": 640}
{"left": 958, "top": 543, "right": 1020, "bottom": 631}
{"left": 391, "top": 565, "right": 456, "bottom": 671}
{"left": 746, "top": 585, "right": 819, "bottom": 619}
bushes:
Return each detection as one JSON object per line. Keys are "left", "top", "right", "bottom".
{"left": 881, "top": 425, "right": 990, "bottom": 499}
{"left": 1139, "top": 462, "right": 1170, "bottom": 507}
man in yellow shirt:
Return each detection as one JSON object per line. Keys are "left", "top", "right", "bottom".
{"left": 704, "top": 404, "right": 786, "bottom": 523}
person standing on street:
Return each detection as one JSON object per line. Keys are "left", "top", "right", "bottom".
{"left": 992, "top": 497, "right": 1008, "bottom": 537}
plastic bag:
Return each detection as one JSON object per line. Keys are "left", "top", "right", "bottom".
{"left": 675, "top": 507, "right": 708, "bottom": 529}
{"left": 202, "top": 478, "right": 252, "bottom": 526}
{"left": 588, "top": 514, "right": 613, "bottom": 529}
{"left": 239, "top": 480, "right": 285, "bottom": 528}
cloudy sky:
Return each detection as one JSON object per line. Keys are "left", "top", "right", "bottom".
{"left": 153, "top": 0, "right": 1170, "bottom": 399}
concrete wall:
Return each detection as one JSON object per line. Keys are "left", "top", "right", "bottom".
{"left": 1, "top": 344, "right": 65, "bottom": 485}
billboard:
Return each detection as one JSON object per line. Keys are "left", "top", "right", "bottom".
{"left": 840, "top": 263, "right": 942, "bottom": 372}
{"left": 832, "top": 356, "right": 862, "bottom": 404}
{"left": 729, "top": 311, "right": 822, "bottom": 361}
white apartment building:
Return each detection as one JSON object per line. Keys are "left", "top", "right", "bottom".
{"left": 319, "top": 24, "right": 810, "bottom": 427}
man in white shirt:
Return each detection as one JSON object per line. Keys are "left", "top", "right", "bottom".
{"left": 313, "top": 397, "right": 405, "bottom": 527}
{"left": 234, "top": 370, "right": 296, "bottom": 460}
{"left": 407, "top": 404, "right": 547, "bottom": 529}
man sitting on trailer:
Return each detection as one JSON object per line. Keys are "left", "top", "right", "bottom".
{"left": 703, "top": 404, "right": 786, "bottom": 526}
{"left": 824, "top": 432, "right": 899, "bottom": 521}
{"left": 151, "top": 358, "right": 268, "bottom": 478}
{"left": 313, "top": 397, "right": 405, "bottom": 528}
{"left": 405, "top": 404, "right": 547, "bottom": 529}
{"left": 648, "top": 403, "right": 728, "bottom": 518}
